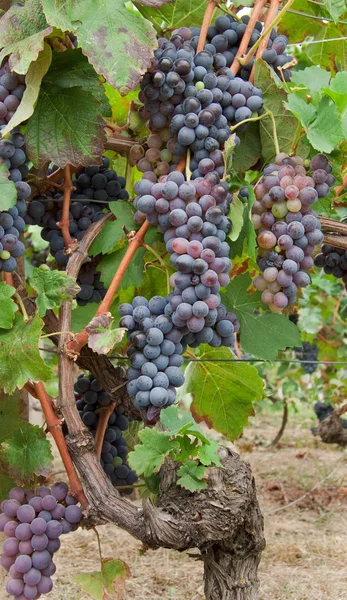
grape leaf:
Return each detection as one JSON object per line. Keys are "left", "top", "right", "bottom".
{"left": 298, "top": 306, "right": 324, "bottom": 334}
{"left": 254, "top": 60, "right": 300, "bottom": 162}
{"left": 99, "top": 246, "right": 147, "bottom": 290}
{"left": 290, "top": 66, "right": 331, "bottom": 97}
{"left": 197, "top": 440, "right": 221, "bottom": 467}
{"left": 160, "top": 404, "right": 211, "bottom": 444}
{"left": 0, "top": 0, "right": 53, "bottom": 74}
{"left": 30, "top": 267, "right": 80, "bottom": 317}
{"left": 0, "top": 392, "right": 24, "bottom": 444}
{"left": 306, "top": 98, "right": 344, "bottom": 153}
{"left": 90, "top": 202, "right": 136, "bottom": 256}
{"left": 221, "top": 273, "right": 301, "bottom": 360}
{"left": 0, "top": 314, "right": 52, "bottom": 394}
{"left": 128, "top": 428, "right": 179, "bottom": 477}
{"left": 183, "top": 346, "right": 263, "bottom": 441}
{"left": 176, "top": 460, "right": 206, "bottom": 492}
{"left": 85, "top": 314, "right": 126, "bottom": 355}
{"left": 0, "top": 43, "right": 52, "bottom": 136}
{"left": 228, "top": 197, "right": 244, "bottom": 242}
{"left": 0, "top": 470, "right": 15, "bottom": 504}
{"left": 232, "top": 121, "right": 261, "bottom": 172}
{"left": 1, "top": 425, "right": 53, "bottom": 482}
{"left": 137, "top": 0, "right": 174, "bottom": 6}
{"left": 229, "top": 186, "right": 256, "bottom": 261}
{"left": 279, "top": 0, "right": 333, "bottom": 42}
{"left": 322, "top": 72, "right": 347, "bottom": 115}
{"left": 41, "top": 49, "right": 110, "bottom": 117}
{"left": 322, "top": 0, "right": 346, "bottom": 23}
{"left": 284, "top": 94, "right": 317, "bottom": 127}
{"left": 25, "top": 83, "right": 106, "bottom": 168}
{"left": 0, "top": 160, "right": 16, "bottom": 211}
{"left": 40, "top": 0, "right": 157, "bottom": 94}
{"left": 306, "top": 30, "right": 347, "bottom": 73}
{"left": 136, "top": 0, "right": 206, "bottom": 30}
{"left": 0, "top": 281, "right": 17, "bottom": 329}
{"left": 74, "top": 558, "right": 130, "bottom": 600}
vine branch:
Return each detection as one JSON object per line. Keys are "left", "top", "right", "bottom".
{"left": 197, "top": 0, "right": 219, "bottom": 53}
{"left": 58, "top": 165, "right": 74, "bottom": 248}
{"left": 230, "top": 0, "right": 268, "bottom": 75}
{"left": 32, "top": 381, "right": 88, "bottom": 507}
{"left": 250, "top": 0, "right": 280, "bottom": 83}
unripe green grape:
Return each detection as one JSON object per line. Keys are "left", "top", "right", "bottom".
{"left": 1, "top": 250, "right": 10, "bottom": 260}
{"left": 195, "top": 81, "right": 205, "bottom": 90}
{"left": 160, "top": 149, "right": 172, "bottom": 162}
{"left": 271, "top": 202, "right": 288, "bottom": 219}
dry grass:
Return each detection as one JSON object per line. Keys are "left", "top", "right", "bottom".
{"left": 9, "top": 407, "right": 347, "bottom": 600}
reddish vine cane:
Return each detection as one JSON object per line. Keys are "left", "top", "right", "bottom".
{"left": 230, "top": 0, "right": 268, "bottom": 75}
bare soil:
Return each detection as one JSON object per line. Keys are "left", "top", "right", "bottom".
{"left": 6, "top": 406, "right": 347, "bottom": 600}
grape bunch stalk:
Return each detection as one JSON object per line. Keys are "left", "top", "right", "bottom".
{"left": 252, "top": 153, "right": 334, "bottom": 311}
{"left": 0, "top": 483, "right": 82, "bottom": 600}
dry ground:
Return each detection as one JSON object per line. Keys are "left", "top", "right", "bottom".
{"left": 5, "top": 405, "right": 347, "bottom": 600}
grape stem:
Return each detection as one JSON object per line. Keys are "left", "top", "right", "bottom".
{"left": 40, "top": 331, "right": 73, "bottom": 338}
{"left": 239, "top": 0, "right": 296, "bottom": 67}
{"left": 143, "top": 243, "right": 171, "bottom": 295}
{"left": 230, "top": 109, "right": 280, "bottom": 156}
{"left": 58, "top": 165, "right": 74, "bottom": 248}
{"left": 14, "top": 292, "right": 29, "bottom": 322}
{"left": 249, "top": 0, "right": 280, "bottom": 83}
{"left": 32, "top": 381, "right": 88, "bottom": 508}
{"left": 95, "top": 401, "right": 116, "bottom": 461}
{"left": 230, "top": 0, "right": 268, "bottom": 75}
{"left": 196, "top": 0, "right": 220, "bottom": 53}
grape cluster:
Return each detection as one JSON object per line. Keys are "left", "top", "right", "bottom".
{"left": 314, "top": 244, "right": 347, "bottom": 288}
{"left": 25, "top": 194, "right": 107, "bottom": 303}
{"left": 0, "top": 483, "right": 82, "bottom": 600}
{"left": 314, "top": 401, "right": 347, "bottom": 428}
{"left": 190, "top": 15, "right": 293, "bottom": 82}
{"left": 0, "top": 60, "right": 26, "bottom": 126}
{"left": 252, "top": 153, "right": 334, "bottom": 311}
{"left": 295, "top": 341, "right": 319, "bottom": 374}
{"left": 74, "top": 374, "right": 137, "bottom": 490}
{"left": 71, "top": 156, "right": 129, "bottom": 204}
{"left": 0, "top": 132, "right": 30, "bottom": 273}
{"left": 137, "top": 23, "right": 265, "bottom": 179}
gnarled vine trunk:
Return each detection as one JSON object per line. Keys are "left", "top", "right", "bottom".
{"left": 67, "top": 430, "right": 265, "bottom": 600}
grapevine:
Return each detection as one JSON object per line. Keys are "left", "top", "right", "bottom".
{"left": 0, "top": 0, "right": 346, "bottom": 598}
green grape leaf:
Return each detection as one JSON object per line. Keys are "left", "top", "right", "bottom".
{"left": 279, "top": 0, "right": 334, "bottom": 42}
{"left": 306, "top": 98, "right": 344, "bottom": 153}
{"left": 306, "top": 31, "right": 347, "bottom": 73}
{"left": 0, "top": 470, "right": 15, "bottom": 503}
{"left": 322, "top": 0, "right": 346, "bottom": 23}
{"left": 0, "top": 0, "right": 52, "bottom": 74}
{"left": 197, "top": 440, "right": 221, "bottom": 468}
{"left": 322, "top": 72, "right": 347, "bottom": 115}
{"left": 122, "top": 421, "right": 143, "bottom": 452}
{"left": 0, "top": 160, "right": 16, "bottom": 211}
{"left": 232, "top": 121, "right": 261, "bottom": 172}
{"left": 136, "top": 0, "right": 206, "bottom": 30}
{"left": 298, "top": 306, "right": 324, "bottom": 334}
{"left": 25, "top": 83, "right": 106, "bottom": 168}
{"left": 176, "top": 460, "right": 206, "bottom": 492}
{"left": 99, "top": 246, "right": 146, "bottom": 290}
{"left": 254, "top": 60, "right": 300, "bottom": 162}
{"left": 0, "top": 43, "right": 52, "bottom": 136}
{"left": 284, "top": 93, "right": 317, "bottom": 125}
{"left": 42, "top": 49, "right": 110, "bottom": 116}
{"left": 1, "top": 425, "right": 53, "bottom": 481}
{"left": 128, "top": 428, "right": 180, "bottom": 477}
{"left": 221, "top": 273, "right": 301, "bottom": 360}
{"left": 0, "top": 314, "right": 52, "bottom": 394}
{"left": 30, "top": 267, "right": 80, "bottom": 317}
{"left": 223, "top": 134, "right": 237, "bottom": 175}
{"left": 40, "top": 0, "right": 157, "bottom": 94}
{"left": 0, "top": 393, "right": 24, "bottom": 444}
{"left": 290, "top": 66, "right": 331, "bottom": 97}
{"left": 74, "top": 558, "right": 130, "bottom": 600}
{"left": 229, "top": 186, "right": 256, "bottom": 261}
{"left": 0, "top": 281, "right": 17, "bottom": 330}
{"left": 183, "top": 346, "right": 264, "bottom": 441}
{"left": 228, "top": 197, "right": 244, "bottom": 242}
{"left": 85, "top": 313, "right": 126, "bottom": 355}
{"left": 104, "top": 86, "right": 138, "bottom": 127}
{"left": 160, "top": 404, "right": 196, "bottom": 434}
{"left": 90, "top": 202, "right": 136, "bottom": 256}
